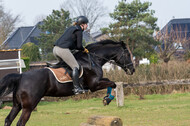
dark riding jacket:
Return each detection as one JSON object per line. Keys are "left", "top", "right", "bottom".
{"left": 54, "top": 25, "right": 84, "bottom": 51}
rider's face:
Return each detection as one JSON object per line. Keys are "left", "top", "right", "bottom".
{"left": 81, "top": 24, "right": 88, "bottom": 30}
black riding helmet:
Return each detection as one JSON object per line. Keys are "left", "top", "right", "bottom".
{"left": 76, "top": 16, "right": 89, "bottom": 25}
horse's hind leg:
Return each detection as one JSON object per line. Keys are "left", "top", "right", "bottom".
{"left": 16, "top": 103, "right": 39, "bottom": 126}
{"left": 5, "top": 95, "right": 21, "bottom": 126}
{"left": 16, "top": 108, "right": 33, "bottom": 126}
{"left": 5, "top": 104, "right": 21, "bottom": 126}
{"left": 16, "top": 93, "right": 42, "bottom": 126}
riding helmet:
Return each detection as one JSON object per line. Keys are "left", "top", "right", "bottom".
{"left": 76, "top": 16, "right": 89, "bottom": 25}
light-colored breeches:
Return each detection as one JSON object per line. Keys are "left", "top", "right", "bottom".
{"left": 53, "top": 46, "right": 79, "bottom": 70}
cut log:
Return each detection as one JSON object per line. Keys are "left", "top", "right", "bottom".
{"left": 85, "top": 115, "right": 123, "bottom": 126}
{"left": 80, "top": 123, "right": 96, "bottom": 126}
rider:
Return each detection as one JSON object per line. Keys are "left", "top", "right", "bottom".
{"left": 53, "top": 16, "right": 89, "bottom": 94}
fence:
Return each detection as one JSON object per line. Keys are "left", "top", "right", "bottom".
{"left": 0, "top": 49, "right": 25, "bottom": 107}
{"left": 0, "top": 49, "right": 25, "bottom": 79}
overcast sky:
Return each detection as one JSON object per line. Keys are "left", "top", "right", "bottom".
{"left": 2, "top": 0, "right": 190, "bottom": 30}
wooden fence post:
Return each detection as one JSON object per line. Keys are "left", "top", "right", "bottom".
{"left": 116, "top": 82, "right": 124, "bottom": 107}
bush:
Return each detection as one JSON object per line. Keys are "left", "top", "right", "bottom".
{"left": 150, "top": 54, "right": 159, "bottom": 64}
{"left": 21, "top": 42, "right": 41, "bottom": 61}
{"left": 22, "top": 57, "right": 30, "bottom": 72}
{"left": 103, "top": 61, "right": 190, "bottom": 83}
{"left": 46, "top": 53, "right": 56, "bottom": 61}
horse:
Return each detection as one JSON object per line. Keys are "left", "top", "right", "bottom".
{"left": 0, "top": 39, "right": 135, "bottom": 126}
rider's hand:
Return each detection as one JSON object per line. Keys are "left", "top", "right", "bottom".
{"left": 83, "top": 48, "right": 89, "bottom": 53}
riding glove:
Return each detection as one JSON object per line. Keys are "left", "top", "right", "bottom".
{"left": 83, "top": 48, "right": 89, "bottom": 53}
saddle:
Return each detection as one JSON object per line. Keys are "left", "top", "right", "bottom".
{"left": 46, "top": 61, "right": 83, "bottom": 83}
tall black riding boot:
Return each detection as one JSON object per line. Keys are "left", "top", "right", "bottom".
{"left": 72, "top": 67, "right": 84, "bottom": 94}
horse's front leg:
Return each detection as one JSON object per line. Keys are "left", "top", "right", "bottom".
{"left": 90, "top": 78, "right": 116, "bottom": 106}
{"left": 93, "top": 78, "right": 116, "bottom": 91}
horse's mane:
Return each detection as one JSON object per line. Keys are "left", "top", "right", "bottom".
{"left": 86, "top": 39, "right": 126, "bottom": 50}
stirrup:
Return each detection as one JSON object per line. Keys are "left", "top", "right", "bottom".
{"left": 73, "top": 88, "right": 85, "bottom": 95}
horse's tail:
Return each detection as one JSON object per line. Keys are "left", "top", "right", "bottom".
{"left": 0, "top": 73, "right": 21, "bottom": 97}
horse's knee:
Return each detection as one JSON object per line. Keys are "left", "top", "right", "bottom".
{"left": 111, "top": 83, "right": 116, "bottom": 88}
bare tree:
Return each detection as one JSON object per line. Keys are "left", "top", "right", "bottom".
{"left": 33, "top": 14, "right": 46, "bottom": 25}
{"left": 0, "top": 1, "right": 3, "bottom": 17}
{"left": 0, "top": 1, "right": 20, "bottom": 45}
{"left": 61, "top": 0, "right": 107, "bottom": 31}
{"left": 155, "top": 25, "right": 190, "bottom": 63}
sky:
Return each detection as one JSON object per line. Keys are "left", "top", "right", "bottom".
{"left": 2, "top": 0, "right": 190, "bottom": 31}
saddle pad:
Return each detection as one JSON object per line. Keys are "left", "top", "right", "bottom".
{"left": 46, "top": 67, "right": 83, "bottom": 83}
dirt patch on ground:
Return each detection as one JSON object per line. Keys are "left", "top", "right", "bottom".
{"left": 2, "top": 106, "right": 12, "bottom": 110}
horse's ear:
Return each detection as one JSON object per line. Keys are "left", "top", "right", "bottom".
{"left": 119, "top": 40, "right": 124, "bottom": 44}
{"left": 119, "top": 41, "right": 126, "bottom": 49}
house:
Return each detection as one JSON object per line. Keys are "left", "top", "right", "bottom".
{"left": 91, "top": 31, "right": 109, "bottom": 42}
{"left": 159, "top": 18, "right": 190, "bottom": 50}
{"left": 83, "top": 29, "right": 94, "bottom": 43}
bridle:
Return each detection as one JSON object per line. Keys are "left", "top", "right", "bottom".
{"left": 113, "top": 49, "right": 134, "bottom": 70}
{"left": 89, "top": 48, "right": 133, "bottom": 70}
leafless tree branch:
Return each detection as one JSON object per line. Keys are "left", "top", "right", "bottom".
{"left": 61, "top": 0, "right": 107, "bottom": 31}
{"left": 155, "top": 24, "right": 189, "bottom": 63}
{"left": 0, "top": 1, "right": 21, "bottom": 45}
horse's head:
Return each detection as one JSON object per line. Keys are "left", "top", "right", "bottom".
{"left": 85, "top": 40, "right": 135, "bottom": 75}
{"left": 113, "top": 41, "right": 135, "bottom": 75}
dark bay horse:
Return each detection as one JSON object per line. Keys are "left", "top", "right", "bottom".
{"left": 0, "top": 40, "right": 135, "bottom": 126}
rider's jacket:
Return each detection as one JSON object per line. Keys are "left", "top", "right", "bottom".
{"left": 54, "top": 25, "right": 84, "bottom": 51}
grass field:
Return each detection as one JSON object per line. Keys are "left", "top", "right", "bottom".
{"left": 0, "top": 93, "right": 190, "bottom": 126}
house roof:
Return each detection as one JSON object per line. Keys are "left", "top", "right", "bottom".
{"left": 2, "top": 26, "right": 33, "bottom": 49}
{"left": 91, "top": 31, "right": 103, "bottom": 39}
{"left": 167, "top": 18, "right": 190, "bottom": 25}
{"left": 161, "top": 18, "right": 190, "bottom": 33}
{"left": 1, "top": 22, "right": 44, "bottom": 49}
{"left": 21, "top": 21, "right": 44, "bottom": 46}
{"left": 83, "top": 30, "right": 94, "bottom": 43}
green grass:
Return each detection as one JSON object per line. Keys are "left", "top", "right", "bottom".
{"left": 1, "top": 93, "right": 190, "bottom": 126}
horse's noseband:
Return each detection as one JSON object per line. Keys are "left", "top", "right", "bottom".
{"left": 113, "top": 49, "right": 133, "bottom": 70}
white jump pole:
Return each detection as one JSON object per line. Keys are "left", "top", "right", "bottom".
{"left": 18, "top": 49, "right": 22, "bottom": 73}
{"left": 116, "top": 82, "right": 124, "bottom": 107}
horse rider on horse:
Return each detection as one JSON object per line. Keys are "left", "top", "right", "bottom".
{"left": 53, "top": 16, "right": 89, "bottom": 94}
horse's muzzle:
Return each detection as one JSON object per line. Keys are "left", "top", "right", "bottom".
{"left": 125, "top": 67, "right": 135, "bottom": 75}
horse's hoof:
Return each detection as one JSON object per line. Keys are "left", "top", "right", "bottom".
{"left": 103, "top": 99, "right": 107, "bottom": 106}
